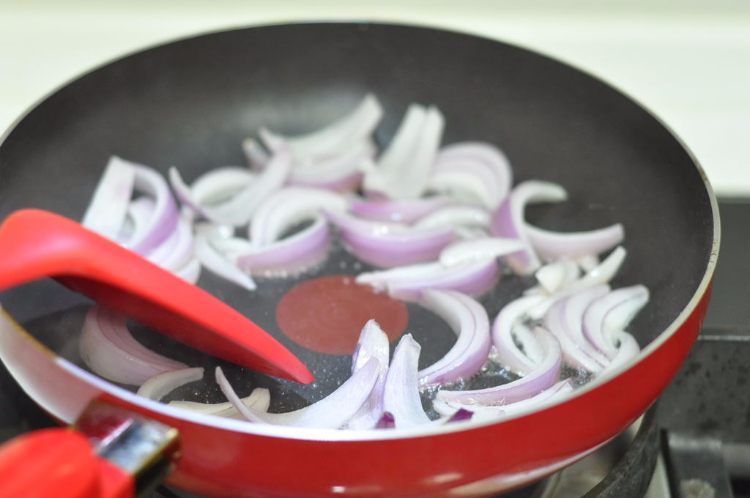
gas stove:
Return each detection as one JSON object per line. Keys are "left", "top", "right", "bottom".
{"left": 1, "top": 198, "right": 747, "bottom": 498}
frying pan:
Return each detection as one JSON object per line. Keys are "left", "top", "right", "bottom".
{"left": 0, "top": 22, "right": 719, "bottom": 498}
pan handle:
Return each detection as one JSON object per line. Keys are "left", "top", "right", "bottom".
{"left": 0, "top": 400, "right": 180, "bottom": 498}
{"left": 0, "top": 428, "right": 134, "bottom": 498}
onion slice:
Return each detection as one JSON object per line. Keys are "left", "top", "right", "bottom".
{"left": 170, "top": 149, "right": 293, "bottom": 227}
{"left": 526, "top": 246, "right": 628, "bottom": 320}
{"left": 490, "top": 181, "right": 568, "bottom": 274}
{"left": 82, "top": 156, "right": 136, "bottom": 240}
{"left": 233, "top": 216, "right": 331, "bottom": 277}
{"left": 437, "top": 326, "right": 562, "bottom": 405}
{"left": 533, "top": 259, "right": 581, "bottom": 294}
{"left": 429, "top": 142, "right": 512, "bottom": 209}
{"left": 349, "top": 196, "right": 458, "bottom": 224}
{"left": 170, "top": 388, "right": 271, "bottom": 418}
{"left": 347, "top": 320, "right": 391, "bottom": 431}
{"left": 194, "top": 233, "right": 257, "bottom": 290}
{"left": 216, "top": 358, "right": 380, "bottom": 428}
{"left": 600, "top": 332, "right": 640, "bottom": 378}
{"left": 249, "top": 187, "right": 347, "bottom": 245}
{"left": 412, "top": 205, "right": 491, "bottom": 232}
{"left": 385, "top": 259, "right": 500, "bottom": 302}
{"left": 433, "top": 379, "right": 573, "bottom": 421}
{"left": 363, "top": 104, "right": 444, "bottom": 199}
{"left": 439, "top": 237, "right": 525, "bottom": 267}
{"left": 526, "top": 223, "right": 625, "bottom": 262}
{"left": 583, "top": 285, "right": 649, "bottom": 358}
{"left": 259, "top": 94, "right": 383, "bottom": 160}
{"left": 383, "top": 334, "right": 432, "bottom": 428}
{"left": 325, "top": 210, "right": 455, "bottom": 268}
{"left": 287, "top": 140, "right": 374, "bottom": 192}
{"left": 491, "top": 294, "right": 547, "bottom": 375}
{"left": 79, "top": 306, "right": 188, "bottom": 386}
{"left": 125, "top": 163, "right": 180, "bottom": 254}
{"left": 137, "top": 367, "right": 204, "bottom": 400}
{"left": 416, "top": 290, "right": 491, "bottom": 386}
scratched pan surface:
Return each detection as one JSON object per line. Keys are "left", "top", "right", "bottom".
{"left": 0, "top": 23, "right": 718, "bottom": 497}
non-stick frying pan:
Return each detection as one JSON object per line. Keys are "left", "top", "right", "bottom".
{"left": 0, "top": 22, "right": 719, "bottom": 498}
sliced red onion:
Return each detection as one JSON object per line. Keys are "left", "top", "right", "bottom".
{"left": 583, "top": 285, "right": 649, "bottom": 358}
{"left": 136, "top": 367, "right": 204, "bottom": 400}
{"left": 169, "top": 388, "right": 271, "bottom": 418}
{"left": 383, "top": 334, "right": 432, "bottom": 428}
{"left": 194, "top": 234, "right": 257, "bottom": 291}
{"left": 242, "top": 139, "right": 269, "bottom": 169}
{"left": 599, "top": 332, "right": 640, "bottom": 378}
{"left": 429, "top": 143, "right": 512, "bottom": 209}
{"left": 436, "top": 326, "right": 561, "bottom": 405}
{"left": 363, "top": 104, "right": 444, "bottom": 199}
{"left": 82, "top": 156, "right": 136, "bottom": 240}
{"left": 433, "top": 379, "right": 572, "bottom": 421}
{"left": 325, "top": 210, "right": 454, "bottom": 268}
{"left": 543, "top": 293, "right": 606, "bottom": 373}
{"left": 438, "top": 237, "right": 525, "bottom": 267}
{"left": 356, "top": 262, "right": 446, "bottom": 291}
{"left": 288, "top": 140, "right": 374, "bottom": 192}
{"left": 551, "top": 285, "right": 611, "bottom": 364}
{"left": 249, "top": 187, "right": 348, "bottom": 245}
{"left": 190, "top": 167, "right": 256, "bottom": 205}
{"left": 259, "top": 94, "right": 383, "bottom": 160}
{"left": 490, "top": 181, "right": 568, "bottom": 274}
{"left": 216, "top": 357, "right": 380, "bottom": 428}
{"left": 146, "top": 214, "right": 195, "bottom": 273}
{"left": 234, "top": 216, "right": 331, "bottom": 277}
{"left": 347, "top": 320, "right": 390, "bottom": 431}
{"left": 526, "top": 246, "right": 628, "bottom": 320}
{"left": 170, "top": 149, "right": 293, "bottom": 227}
{"left": 349, "top": 196, "right": 459, "bottom": 224}
{"left": 118, "top": 162, "right": 179, "bottom": 254}
{"left": 417, "top": 290, "right": 491, "bottom": 386}
{"left": 386, "top": 259, "right": 500, "bottom": 302}
{"left": 491, "top": 294, "right": 547, "bottom": 375}
{"left": 412, "top": 206, "right": 491, "bottom": 232}
{"left": 534, "top": 259, "right": 581, "bottom": 294}
{"left": 79, "top": 306, "right": 188, "bottom": 386}
{"left": 525, "top": 223, "right": 625, "bottom": 262}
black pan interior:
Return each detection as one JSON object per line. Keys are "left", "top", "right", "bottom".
{"left": 0, "top": 23, "right": 714, "bottom": 409}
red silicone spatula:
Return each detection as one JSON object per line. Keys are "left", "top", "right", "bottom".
{"left": 0, "top": 209, "right": 313, "bottom": 384}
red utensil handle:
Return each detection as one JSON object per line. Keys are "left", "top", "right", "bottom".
{"left": 0, "top": 429, "right": 134, "bottom": 498}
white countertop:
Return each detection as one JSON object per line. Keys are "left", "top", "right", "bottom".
{"left": 2, "top": 0, "right": 749, "bottom": 195}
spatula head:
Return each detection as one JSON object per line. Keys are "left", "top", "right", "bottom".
{"left": 0, "top": 209, "right": 313, "bottom": 384}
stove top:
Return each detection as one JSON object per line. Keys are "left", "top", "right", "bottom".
{"left": 1, "top": 198, "right": 748, "bottom": 498}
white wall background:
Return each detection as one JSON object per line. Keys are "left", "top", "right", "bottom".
{"left": 2, "top": 0, "right": 749, "bottom": 194}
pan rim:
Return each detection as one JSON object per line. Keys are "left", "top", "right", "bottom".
{"left": 1, "top": 20, "right": 721, "bottom": 442}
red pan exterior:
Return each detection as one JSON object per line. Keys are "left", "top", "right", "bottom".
{"left": 0, "top": 281, "right": 713, "bottom": 497}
